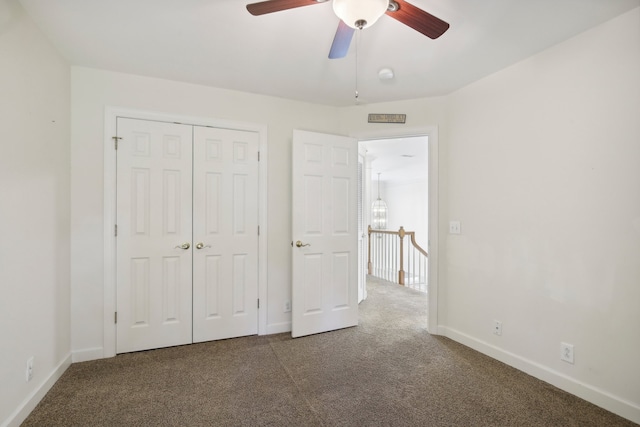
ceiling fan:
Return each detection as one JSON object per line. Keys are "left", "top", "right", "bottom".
{"left": 246, "top": 0, "right": 450, "bottom": 59}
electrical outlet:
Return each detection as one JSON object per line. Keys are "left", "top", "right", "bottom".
{"left": 561, "top": 342, "right": 574, "bottom": 364}
{"left": 284, "top": 301, "right": 291, "bottom": 313}
{"left": 449, "top": 221, "right": 461, "bottom": 234}
{"left": 26, "top": 357, "right": 34, "bottom": 382}
{"left": 493, "top": 320, "right": 502, "bottom": 336}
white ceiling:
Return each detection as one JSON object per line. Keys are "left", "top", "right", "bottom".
{"left": 18, "top": 0, "right": 639, "bottom": 107}
{"left": 363, "top": 136, "right": 428, "bottom": 183}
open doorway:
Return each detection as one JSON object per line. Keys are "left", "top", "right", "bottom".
{"left": 358, "top": 135, "right": 430, "bottom": 300}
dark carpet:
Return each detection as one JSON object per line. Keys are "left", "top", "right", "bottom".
{"left": 23, "top": 278, "right": 635, "bottom": 426}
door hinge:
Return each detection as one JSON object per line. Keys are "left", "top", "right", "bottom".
{"left": 114, "top": 224, "right": 118, "bottom": 237}
{"left": 257, "top": 151, "right": 260, "bottom": 162}
{"left": 114, "top": 312, "right": 117, "bottom": 324}
{"left": 112, "top": 136, "right": 122, "bottom": 150}
{"left": 258, "top": 225, "right": 260, "bottom": 236}
{"left": 257, "top": 299, "right": 260, "bottom": 309}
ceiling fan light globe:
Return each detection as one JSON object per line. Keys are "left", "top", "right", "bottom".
{"left": 333, "top": 0, "right": 389, "bottom": 29}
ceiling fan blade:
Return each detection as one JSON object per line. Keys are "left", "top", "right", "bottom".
{"left": 386, "top": 0, "right": 449, "bottom": 39}
{"left": 328, "top": 21, "right": 355, "bottom": 59}
{"left": 246, "top": 0, "right": 323, "bottom": 16}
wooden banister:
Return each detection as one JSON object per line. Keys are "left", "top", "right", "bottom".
{"left": 367, "top": 226, "right": 428, "bottom": 289}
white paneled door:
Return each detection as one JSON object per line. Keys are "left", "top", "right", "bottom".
{"left": 291, "top": 130, "right": 358, "bottom": 338}
{"left": 192, "top": 126, "right": 259, "bottom": 343}
{"left": 116, "top": 118, "right": 259, "bottom": 353}
{"left": 116, "top": 118, "right": 194, "bottom": 353}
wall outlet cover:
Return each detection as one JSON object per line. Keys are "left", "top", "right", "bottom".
{"left": 26, "top": 357, "right": 34, "bottom": 382}
{"left": 560, "top": 342, "right": 574, "bottom": 364}
{"left": 449, "top": 221, "right": 461, "bottom": 234}
{"left": 493, "top": 320, "right": 502, "bottom": 336}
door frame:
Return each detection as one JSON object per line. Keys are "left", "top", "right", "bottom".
{"left": 357, "top": 150, "right": 367, "bottom": 303}
{"left": 352, "top": 126, "right": 439, "bottom": 335}
{"left": 103, "top": 107, "right": 268, "bottom": 358}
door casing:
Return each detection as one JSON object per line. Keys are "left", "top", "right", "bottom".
{"left": 354, "top": 126, "right": 440, "bottom": 335}
{"left": 103, "top": 107, "right": 268, "bottom": 358}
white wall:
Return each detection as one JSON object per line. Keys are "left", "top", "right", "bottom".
{"left": 70, "top": 68, "right": 341, "bottom": 357}
{"left": 444, "top": 7, "right": 640, "bottom": 421}
{"left": 0, "top": 0, "right": 71, "bottom": 425}
{"left": 383, "top": 179, "right": 429, "bottom": 246}
{"left": 342, "top": 7, "right": 640, "bottom": 424}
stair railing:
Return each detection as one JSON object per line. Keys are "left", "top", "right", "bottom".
{"left": 367, "top": 225, "right": 428, "bottom": 292}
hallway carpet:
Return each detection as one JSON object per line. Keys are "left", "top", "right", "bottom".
{"left": 23, "top": 278, "right": 635, "bottom": 426}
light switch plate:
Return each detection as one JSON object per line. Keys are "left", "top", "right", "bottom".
{"left": 449, "top": 221, "right": 461, "bottom": 234}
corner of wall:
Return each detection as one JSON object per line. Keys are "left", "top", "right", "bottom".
{"left": 1, "top": 354, "right": 71, "bottom": 427}
{"left": 71, "top": 348, "right": 105, "bottom": 363}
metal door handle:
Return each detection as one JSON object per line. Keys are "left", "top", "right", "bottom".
{"left": 196, "top": 242, "right": 211, "bottom": 250}
{"left": 295, "top": 240, "right": 310, "bottom": 248}
{"left": 175, "top": 242, "right": 190, "bottom": 250}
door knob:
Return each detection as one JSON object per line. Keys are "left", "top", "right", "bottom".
{"left": 295, "top": 240, "right": 310, "bottom": 248}
{"left": 196, "top": 242, "right": 211, "bottom": 250}
{"left": 174, "top": 242, "right": 190, "bottom": 250}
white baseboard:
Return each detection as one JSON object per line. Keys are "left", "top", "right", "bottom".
{"left": 2, "top": 353, "right": 72, "bottom": 427}
{"left": 441, "top": 326, "right": 640, "bottom": 425}
{"left": 71, "top": 347, "right": 104, "bottom": 363}
{"left": 265, "top": 321, "right": 291, "bottom": 335}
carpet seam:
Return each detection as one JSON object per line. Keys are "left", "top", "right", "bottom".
{"left": 267, "top": 336, "right": 326, "bottom": 427}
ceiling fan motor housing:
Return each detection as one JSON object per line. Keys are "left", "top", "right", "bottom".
{"left": 333, "top": 0, "right": 389, "bottom": 29}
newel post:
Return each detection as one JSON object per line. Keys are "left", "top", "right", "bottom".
{"left": 398, "top": 226, "right": 405, "bottom": 285}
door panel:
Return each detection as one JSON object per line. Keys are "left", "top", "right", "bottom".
{"left": 192, "top": 126, "right": 259, "bottom": 343}
{"left": 292, "top": 130, "right": 358, "bottom": 338}
{"left": 116, "top": 118, "right": 193, "bottom": 353}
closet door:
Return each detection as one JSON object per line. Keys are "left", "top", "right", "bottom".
{"left": 116, "top": 118, "right": 193, "bottom": 353}
{"left": 192, "top": 126, "right": 260, "bottom": 342}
